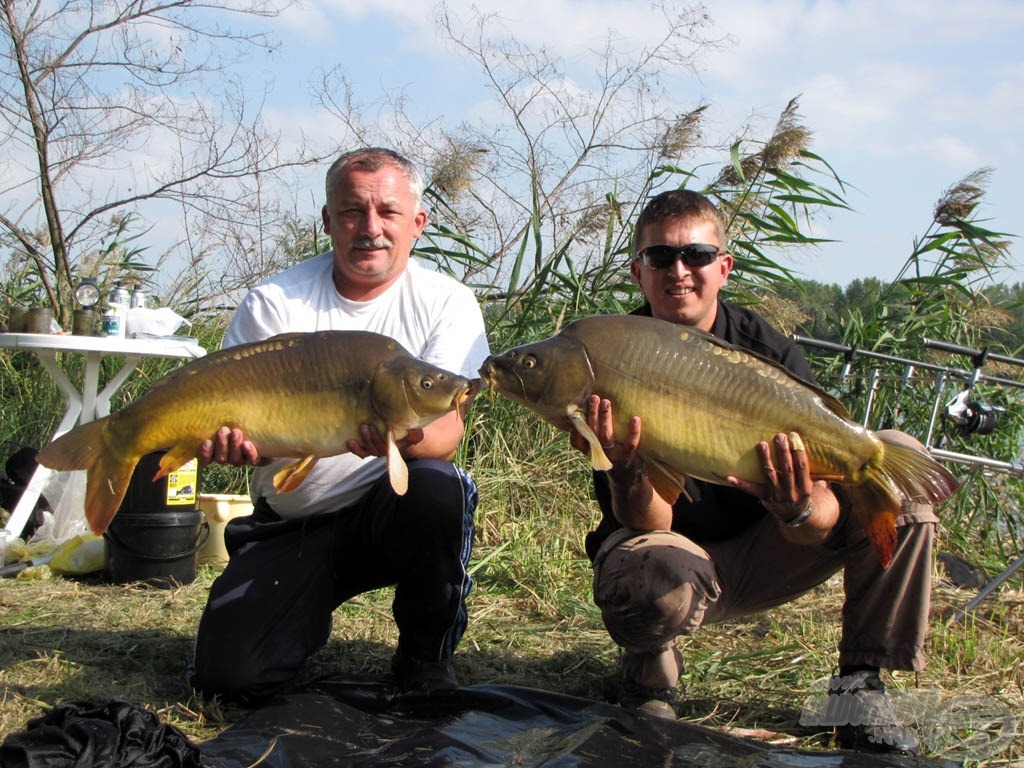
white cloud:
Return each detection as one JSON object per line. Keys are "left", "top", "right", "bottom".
{"left": 276, "top": 0, "right": 334, "bottom": 42}
{"left": 917, "top": 136, "right": 985, "bottom": 172}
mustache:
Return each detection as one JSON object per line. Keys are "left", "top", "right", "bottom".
{"left": 352, "top": 237, "right": 392, "bottom": 249}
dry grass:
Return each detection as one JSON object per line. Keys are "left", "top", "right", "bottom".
{"left": 2, "top": 542, "right": 1023, "bottom": 763}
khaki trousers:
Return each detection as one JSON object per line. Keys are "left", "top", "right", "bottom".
{"left": 593, "top": 501, "right": 937, "bottom": 690}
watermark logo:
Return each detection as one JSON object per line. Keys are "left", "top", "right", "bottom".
{"left": 799, "top": 675, "right": 1017, "bottom": 761}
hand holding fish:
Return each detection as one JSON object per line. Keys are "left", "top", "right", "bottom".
{"left": 480, "top": 315, "right": 959, "bottom": 565}
{"left": 38, "top": 330, "right": 476, "bottom": 534}
{"left": 347, "top": 423, "right": 425, "bottom": 459}
{"left": 568, "top": 395, "right": 674, "bottom": 531}
{"left": 728, "top": 432, "right": 840, "bottom": 542}
{"left": 728, "top": 432, "right": 813, "bottom": 506}
{"left": 200, "top": 426, "right": 264, "bottom": 468}
{"left": 568, "top": 395, "right": 641, "bottom": 472}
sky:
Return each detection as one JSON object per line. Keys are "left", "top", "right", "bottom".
{"left": 239, "top": 0, "right": 1023, "bottom": 288}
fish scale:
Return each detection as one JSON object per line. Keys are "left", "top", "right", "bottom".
{"left": 585, "top": 323, "right": 865, "bottom": 486}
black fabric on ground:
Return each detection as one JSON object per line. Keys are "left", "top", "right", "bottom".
{"left": 198, "top": 679, "right": 956, "bottom": 768}
{"left": 0, "top": 699, "right": 202, "bottom": 768}
{"left": 0, "top": 679, "right": 958, "bottom": 768}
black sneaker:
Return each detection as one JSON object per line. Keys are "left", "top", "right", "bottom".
{"left": 391, "top": 649, "right": 458, "bottom": 693}
{"left": 830, "top": 671, "right": 919, "bottom": 756}
{"left": 619, "top": 678, "right": 679, "bottom": 720}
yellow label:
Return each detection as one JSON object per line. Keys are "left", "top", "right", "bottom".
{"left": 165, "top": 459, "right": 199, "bottom": 505}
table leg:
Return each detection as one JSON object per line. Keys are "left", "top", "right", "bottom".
{"left": 3, "top": 352, "right": 86, "bottom": 538}
{"left": 33, "top": 351, "right": 84, "bottom": 437}
{"left": 3, "top": 465, "right": 55, "bottom": 538}
{"left": 81, "top": 351, "right": 101, "bottom": 424}
{"left": 96, "top": 354, "right": 141, "bottom": 418}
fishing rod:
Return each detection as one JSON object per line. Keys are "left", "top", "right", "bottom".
{"left": 793, "top": 336, "right": 1024, "bottom": 391}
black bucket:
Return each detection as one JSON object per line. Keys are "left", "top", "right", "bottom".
{"left": 121, "top": 451, "right": 201, "bottom": 514}
{"left": 105, "top": 510, "right": 209, "bottom": 588}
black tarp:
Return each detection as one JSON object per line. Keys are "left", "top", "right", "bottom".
{"left": 2, "top": 676, "right": 958, "bottom": 768}
{"left": 197, "top": 679, "right": 955, "bottom": 768}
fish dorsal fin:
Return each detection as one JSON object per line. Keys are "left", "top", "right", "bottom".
{"left": 387, "top": 428, "right": 410, "bottom": 495}
{"left": 680, "top": 324, "right": 852, "bottom": 420}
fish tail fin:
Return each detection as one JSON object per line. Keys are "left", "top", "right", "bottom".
{"left": 848, "top": 435, "right": 960, "bottom": 568}
{"left": 876, "top": 434, "right": 961, "bottom": 503}
{"left": 36, "top": 419, "right": 140, "bottom": 535}
{"left": 37, "top": 420, "right": 108, "bottom": 472}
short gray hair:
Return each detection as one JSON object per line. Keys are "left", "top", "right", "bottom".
{"left": 324, "top": 148, "right": 425, "bottom": 209}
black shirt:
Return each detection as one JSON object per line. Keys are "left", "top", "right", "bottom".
{"left": 583, "top": 300, "right": 820, "bottom": 561}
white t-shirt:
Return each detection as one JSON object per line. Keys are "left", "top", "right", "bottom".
{"left": 223, "top": 252, "right": 490, "bottom": 518}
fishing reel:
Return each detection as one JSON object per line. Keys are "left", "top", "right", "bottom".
{"left": 944, "top": 389, "right": 1001, "bottom": 436}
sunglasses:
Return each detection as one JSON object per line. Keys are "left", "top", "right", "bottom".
{"left": 637, "top": 243, "right": 723, "bottom": 269}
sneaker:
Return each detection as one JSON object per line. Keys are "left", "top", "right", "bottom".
{"left": 619, "top": 678, "right": 679, "bottom": 720}
{"left": 829, "top": 671, "right": 919, "bottom": 756}
{"left": 391, "top": 649, "right": 458, "bottom": 693}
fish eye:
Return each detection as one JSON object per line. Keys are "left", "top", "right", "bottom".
{"left": 522, "top": 355, "right": 537, "bottom": 369}
{"left": 420, "top": 376, "right": 434, "bottom": 389}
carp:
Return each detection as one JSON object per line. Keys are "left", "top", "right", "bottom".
{"left": 38, "top": 330, "right": 474, "bottom": 534}
{"left": 479, "top": 315, "right": 959, "bottom": 566}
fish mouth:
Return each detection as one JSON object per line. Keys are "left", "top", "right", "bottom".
{"left": 457, "top": 379, "right": 482, "bottom": 407}
{"left": 477, "top": 361, "right": 496, "bottom": 389}
{"left": 477, "top": 360, "right": 503, "bottom": 403}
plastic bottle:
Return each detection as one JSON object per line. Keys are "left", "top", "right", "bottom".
{"left": 104, "top": 282, "right": 129, "bottom": 338}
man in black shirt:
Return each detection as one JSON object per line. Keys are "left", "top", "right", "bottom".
{"left": 571, "top": 190, "right": 935, "bottom": 756}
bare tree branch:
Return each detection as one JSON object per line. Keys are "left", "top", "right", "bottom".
{"left": 0, "top": 0, "right": 321, "bottom": 323}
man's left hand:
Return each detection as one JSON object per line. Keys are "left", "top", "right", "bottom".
{"left": 728, "top": 431, "right": 813, "bottom": 508}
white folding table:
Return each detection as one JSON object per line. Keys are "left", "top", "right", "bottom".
{"left": 0, "top": 332, "right": 207, "bottom": 539}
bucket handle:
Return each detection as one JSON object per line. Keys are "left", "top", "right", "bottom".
{"left": 104, "top": 520, "right": 210, "bottom": 561}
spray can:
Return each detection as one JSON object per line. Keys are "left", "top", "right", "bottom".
{"left": 109, "top": 282, "right": 130, "bottom": 308}
{"left": 130, "top": 285, "right": 147, "bottom": 309}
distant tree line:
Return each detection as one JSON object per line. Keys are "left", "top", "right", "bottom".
{"left": 777, "top": 278, "right": 1024, "bottom": 358}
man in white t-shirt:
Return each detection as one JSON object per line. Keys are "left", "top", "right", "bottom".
{"left": 189, "top": 148, "right": 491, "bottom": 704}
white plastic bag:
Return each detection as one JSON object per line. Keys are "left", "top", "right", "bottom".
{"left": 126, "top": 307, "right": 190, "bottom": 337}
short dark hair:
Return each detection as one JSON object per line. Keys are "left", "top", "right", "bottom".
{"left": 324, "top": 148, "right": 424, "bottom": 208}
{"left": 633, "top": 190, "right": 727, "bottom": 256}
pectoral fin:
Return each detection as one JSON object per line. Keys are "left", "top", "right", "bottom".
{"left": 568, "top": 409, "right": 612, "bottom": 471}
{"left": 643, "top": 457, "right": 689, "bottom": 505}
{"left": 387, "top": 429, "right": 410, "bottom": 496}
{"left": 273, "top": 455, "right": 319, "bottom": 493}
